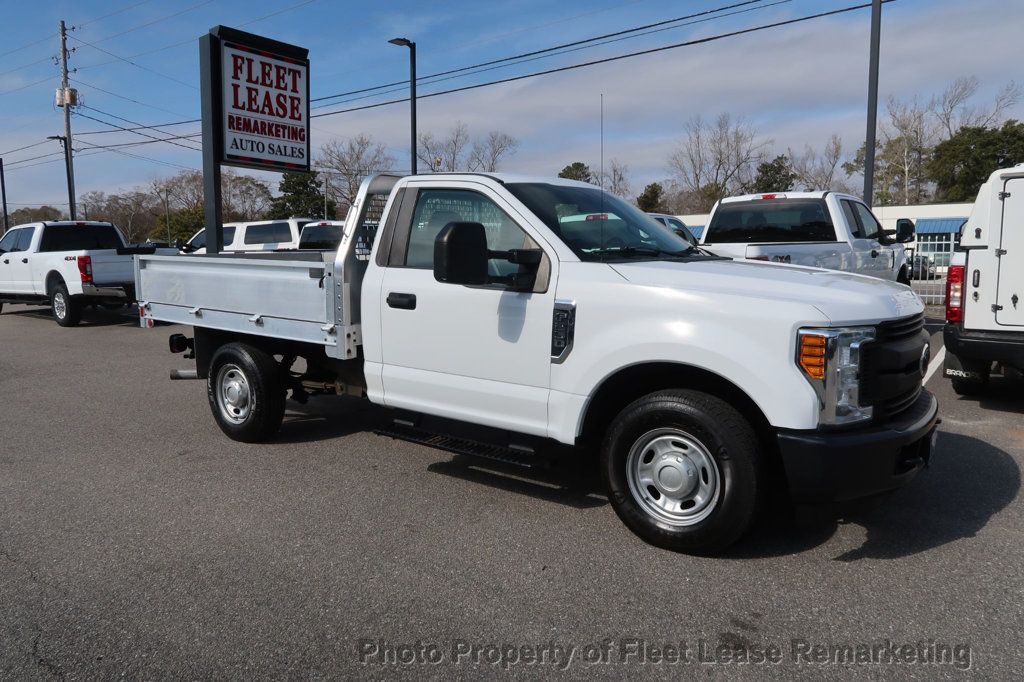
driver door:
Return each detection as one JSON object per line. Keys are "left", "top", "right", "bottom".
{"left": 845, "top": 199, "right": 895, "bottom": 280}
{"left": 377, "top": 182, "right": 557, "bottom": 437}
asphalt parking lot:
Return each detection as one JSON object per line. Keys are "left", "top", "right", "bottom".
{"left": 1, "top": 306, "right": 1022, "bottom": 679}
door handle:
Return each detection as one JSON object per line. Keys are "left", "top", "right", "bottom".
{"left": 21, "top": 258, "right": 28, "bottom": 264}
{"left": 2, "top": 259, "right": 7, "bottom": 264}
{"left": 871, "top": 250, "right": 880, "bottom": 258}
{"left": 386, "top": 292, "right": 417, "bottom": 310}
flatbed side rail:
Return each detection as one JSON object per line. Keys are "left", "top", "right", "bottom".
{"left": 136, "top": 254, "right": 339, "bottom": 347}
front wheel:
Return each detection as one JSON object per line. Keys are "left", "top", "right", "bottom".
{"left": 601, "top": 389, "right": 762, "bottom": 555}
{"left": 50, "top": 282, "right": 81, "bottom": 327}
{"left": 207, "top": 343, "right": 286, "bottom": 442}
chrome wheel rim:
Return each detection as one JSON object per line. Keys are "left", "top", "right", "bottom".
{"left": 53, "top": 292, "right": 66, "bottom": 319}
{"left": 626, "top": 428, "right": 721, "bottom": 527}
{"left": 216, "top": 364, "right": 253, "bottom": 424}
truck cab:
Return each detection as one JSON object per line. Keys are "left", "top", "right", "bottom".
{"left": 700, "top": 192, "right": 915, "bottom": 282}
{"left": 943, "top": 164, "right": 1024, "bottom": 393}
{"left": 137, "top": 173, "right": 938, "bottom": 554}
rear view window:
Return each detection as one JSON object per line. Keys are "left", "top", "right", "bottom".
{"left": 705, "top": 200, "right": 836, "bottom": 243}
{"left": 244, "top": 222, "right": 292, "bottom": 245}
{"left": 39, "top": 225, "right": 122, "bottom": 251}
{"left": 299, "top": 224, "right": 342, "bottom": 249}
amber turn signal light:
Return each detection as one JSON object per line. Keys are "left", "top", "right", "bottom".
{"left": 798, "top": 333, "right": 828, "bottom": 380}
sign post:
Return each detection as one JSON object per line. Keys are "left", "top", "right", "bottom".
{"left": 198, "top": 26, "right": 310, "bottom": 254}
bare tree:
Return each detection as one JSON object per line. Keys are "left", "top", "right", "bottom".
{"left": 78, "top": 189, "right": 158, "bottom": 242}
{"left": 667, "top": 113, "right": 768, "bottom": 212}
{"left": 931, "top": 76, "right": 1022, "bottom": 139}
{"left": 598, "top": 158, "right": 631, "bottom": 198}
{"left": 222, "top": 173, "right": 272, "bottom": 221}
{"left": 468, "top": 131, "right": 519, "bottom": 172}
{"left": 418, "top": 121, "right": 471, "bottom": 172}
{"left": 884, "top": 96, "right": 934, "bottom": 205}
{"left": 318, "top": 135, "right": 396, "bottom": 215}
{"left": 789, "top": 134, "right": 851, "bottom": 192}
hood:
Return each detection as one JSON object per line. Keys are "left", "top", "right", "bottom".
{"left": 609, "top": 259, "right": 923, "bottom": 325}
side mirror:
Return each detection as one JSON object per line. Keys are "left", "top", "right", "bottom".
{"left": 433, "top": 222, "right": 488, "bottom": 285}
{"left": 174, "top": 239, "right": 185, "bottom": 250}
{"left": 895, "top": 218, "right": 915, "bottom": 244}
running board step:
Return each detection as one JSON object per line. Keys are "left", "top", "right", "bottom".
{"left": 375, "top": 425, "right": 547, "bottom": 469}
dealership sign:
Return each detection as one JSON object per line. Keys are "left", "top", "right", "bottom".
{"left": 203, "top": 26, "right": 310, "bottom": 173}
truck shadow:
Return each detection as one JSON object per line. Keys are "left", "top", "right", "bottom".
{"left": 724, "top": 432, "right": 1020, "bottom": 560}
{"left": 276, "top": 396, "right": 384, "bottom": 443}
{"left": 4, "top": 305, "right": 140, "bottom": 328}
{"left": 971, "top": 374, "right": 1024, "bottom": 415}
{"left": 427, "top": 447, "right": 608, "bottom": 510}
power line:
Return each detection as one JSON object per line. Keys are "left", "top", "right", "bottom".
{"left": 84, "top": 0, "right": 215, "bottom": 44}
{"left": 4, "top": 151, "right": 67, "bottom": 168}
{"left": 74, "top": 107, "right": 203, "bottom": 152}
{"left": 69, "top": 77, "right": 193, "bottom": 118}
{"left": 0, "top": 73, "right": 56, "bottom": 96}
{"left": 313, "top": 1, "right": 893, "bottom": 119}
{"left": 0, "top": 139, "right": 51, "bottom": 157}
{"left": 77, "top": 0, "right": 322, "bottom": 72}
{"left": 75, "top": 119, "right": 201, "bottom": 135}
{"left": 75, "top": 138, "right": 199, "bottom": 171}
{"left": 311, "top": 0, "right": 790, "bottom": 112}
{"left": 69, "top": 35, "right": 198, "bottom": 89}
{"left": 0, "top": 55, "right": 55, "bottom": 79}
{"left": 77, "top": 0, "right": 156, "bottom": 28}
{"left": 311, "top": 0, "right": 767, "bottom": 106}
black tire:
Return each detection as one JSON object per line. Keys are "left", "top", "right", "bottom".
{"left": 50, "top": 281, "right": 81, "bottom": 327}
{"left": 951, "top": 360, "right": 990, "bottom": 396}
{"left": 207, "top": 342, "right": 286, "bottom": 443}
{"left": 601, "top": 389, "right": 762, "bottom": 555}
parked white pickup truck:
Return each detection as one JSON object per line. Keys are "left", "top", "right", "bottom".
{"left": 699, "top": 192, "right": 915, "bottom": 283}
{"left": 944, "top": 164, "right": 1024, "bottom": 394}
{"left": 136, "top": 174, "right": 938, "bottom": 554}
{"left": 0, "top": 221, "right": 170, "bottom": 326}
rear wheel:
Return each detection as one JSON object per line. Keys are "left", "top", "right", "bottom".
{"left": 207, "top": 342, "right": 286, "bottom": 442}
{"left": 50, "top": 282, "right": 81, "bottom": 327}
{"left": 601, "top": 389, "right": 762, "bottom": 555}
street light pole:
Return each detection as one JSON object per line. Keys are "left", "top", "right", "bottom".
{"left": 0, "top": 158, "right": 8, "bottom": 232}
{"left": 389, "top": 38, "right": 417, "bottom": 175}
{"left": 863, "top": 0, "right": 882, "bottom": 207}
{"left": 58, "top": 20, "right": 77, "bottom": 219}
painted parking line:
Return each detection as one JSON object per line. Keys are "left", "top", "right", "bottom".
{"left": 924, "top": 345, "right": 946, "bottom": 385}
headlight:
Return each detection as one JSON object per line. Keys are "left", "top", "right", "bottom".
{"left": 797, "top": 326, "right": 875, "bottom": 426}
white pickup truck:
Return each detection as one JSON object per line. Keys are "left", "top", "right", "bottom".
{"left": 0, "top": 220, "right": 170, "bottom": 326}
{"left": 943, "top": 164, "right": 1024, "bottom": 393}
{"left": 136, "top": 173, "right": 938, "bottom": 554}
{"left": 699, "top": 192, "right": 915, "bottom": 283}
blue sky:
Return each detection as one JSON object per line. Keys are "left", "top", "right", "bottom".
{"left": 1, "top": 0, "right": 1020, "bottom": 209}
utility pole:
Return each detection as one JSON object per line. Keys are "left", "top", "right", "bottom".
{"left": 58, "top": 20, "right": 77, "bottom": 219}
{"left": 323, "top": 172, "right": 329, "bottom": 219}
{"left": 163, "top": 190, "right": 171, "bottom": 244}
{"left": 862, "top": 0, "right": 882, "bottom": 207}
{"left": 0, "top": 158, "right": 8, "bottom": 232}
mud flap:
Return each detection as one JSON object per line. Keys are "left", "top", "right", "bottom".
{"left": 943, "top": 351, "right": 984, "bottom": 380}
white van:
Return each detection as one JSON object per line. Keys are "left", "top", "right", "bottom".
{"left": 182, "top": 218, "right": 313, "bottom": 254}
{"left": 943, "top": 164, "right": 1024, "bottom": 393}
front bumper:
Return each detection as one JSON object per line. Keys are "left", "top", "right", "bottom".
{"left": 776, "top": 390, "right": 939, "bottom": 503}
{"left": 944, "top": 323, "right": 1024, "bottom": 371}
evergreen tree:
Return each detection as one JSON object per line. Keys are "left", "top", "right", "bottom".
{"left": 268, "top": 170, "right": 336, "bottom": 219}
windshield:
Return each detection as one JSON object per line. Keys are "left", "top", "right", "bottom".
{"left": 506, "top": 183, "right": 695, "bottom": 260}
{"left": 705, "top": 199, "right": 836, "bottom": 243}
